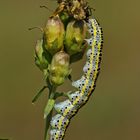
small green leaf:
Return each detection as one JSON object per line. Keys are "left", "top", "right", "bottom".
{"left": 44, "top": 99, "right": 55, "bottom": 119}
{"left": 32, "top": 86, "right": 47, "bottom": 104}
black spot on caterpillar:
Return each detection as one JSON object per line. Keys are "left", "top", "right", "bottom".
{"left": 49, "top": 17, "right": 103, "bottom": 140}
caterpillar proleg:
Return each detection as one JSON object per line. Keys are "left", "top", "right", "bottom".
{"left": 49, "top": 17, "right": 103, "bottom": 140}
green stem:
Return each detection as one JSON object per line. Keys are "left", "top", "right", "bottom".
{"left": 44, "top": 86, "right": 56, "bottom": 140}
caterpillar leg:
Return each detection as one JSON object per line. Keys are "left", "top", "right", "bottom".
{"left": 84, "top": 38, "right": 93, "bottom": 46}
{"left": 72, "top": 75, "right": 86, "bottom": 89}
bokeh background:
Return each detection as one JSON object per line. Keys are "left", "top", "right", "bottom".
{"left": 0, "top": 0, "right": 140, "bottom": 140}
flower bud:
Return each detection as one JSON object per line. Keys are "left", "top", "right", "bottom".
{"left": 64, "top": 20, "right": 87, "bottom": 55}
{"left": 44, "top": 16, "right": 65, "bottom": 55}
{"left": 49, "top": 51, "right": 70, "bottom": 86}
{"left": 34, "top": 39, "right": 49, "bottom": 71}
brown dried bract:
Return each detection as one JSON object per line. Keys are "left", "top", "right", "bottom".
{"left": 51, "top": 0, "right": 92, "bottom": 20}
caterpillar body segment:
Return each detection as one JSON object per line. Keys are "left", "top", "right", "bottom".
{"left": 67, "top": 91, "right": 88, "bottom": 108}
{"left": 49, "top": 17, "right": 103, "bottom": 140}
{"left": 50, "top": 129, "right": 65, "bottom": 140}
{"left": 54, "top": 100, "right": 78, "bottom": 119}
{"left": 50, "top": 114, "right": 69, "bottom": 130}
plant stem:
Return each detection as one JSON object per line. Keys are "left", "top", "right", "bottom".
{"left": 44, "top": 86, "right": 56, "bottom": 140}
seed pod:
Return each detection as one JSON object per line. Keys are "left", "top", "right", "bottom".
{"left": 34, "top": 39, "right": 49, "bottom": 71}
{"left": 65, "top": 20, "right": 87, "bottom": 55}
{"left": 49, "top": 51, "right": 71, "bottom": 86}
{"left": 44, "top": 16, "right": 65, "bottom": 55}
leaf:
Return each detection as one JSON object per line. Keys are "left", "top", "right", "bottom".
{"left": 32, "top": 86, "right": 47, "bottom": 104}
{"left": 44, "top": 99, "right": 55, "bottom": 119}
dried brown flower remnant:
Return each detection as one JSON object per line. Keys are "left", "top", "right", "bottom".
{"left": 52, "top": 0, "right": 91, "bottom": 20}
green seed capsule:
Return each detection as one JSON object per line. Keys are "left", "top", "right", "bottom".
{"left": 44, "top": 16, "right": 65, "bottom": 55}
{"left": 49, "top": 51, "right": 71, "bottom": 86}
{"left": 34, "top": 39, "right": 49, "bottom": 71}
{"left": 64, "top": 20, "right": 87, "bottom": 55}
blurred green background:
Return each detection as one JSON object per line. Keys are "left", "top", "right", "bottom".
{"left": 0, "top": 0, "right": 140, "bottom": 140}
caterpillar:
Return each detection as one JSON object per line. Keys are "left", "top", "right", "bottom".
{"left": 49, "top": 17, "right": 103, "bottom": 140}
